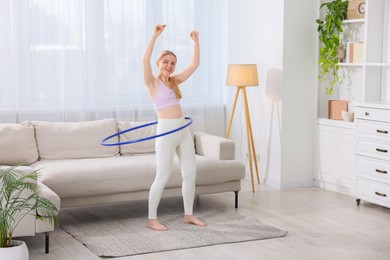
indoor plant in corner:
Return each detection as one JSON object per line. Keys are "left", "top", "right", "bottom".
{"left": 0, "top": 166, "right": 59, "bottom": 260}
{"left": 316, "top": 0, "right": 348, "bottom": 95}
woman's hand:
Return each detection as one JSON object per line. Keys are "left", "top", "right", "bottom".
{"left": 190, "top": 31, "right": 199, "bottom": 42}
{"left": 154, "top": 24, "right": 166, "bottom": 37}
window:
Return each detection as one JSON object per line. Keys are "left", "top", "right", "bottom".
{"left": 0, "top": 0, "right": 226, "bottom": 135}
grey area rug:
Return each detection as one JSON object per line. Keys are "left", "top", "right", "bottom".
{"left": 61, "top": 207, "right": 287, "bottom": 257}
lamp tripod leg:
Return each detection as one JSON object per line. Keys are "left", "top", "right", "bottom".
{"left": 242, "top": 87, "right": 260, "bottom": 188}
{"left": 226, "top": 87, "right": 241, "bottom": 139}
{"left": 242, "top": 88, "right": 255, "bottom": 192}
{"left": 246, "top": 119, "right": 255, "bottom": 192}
{"left": 247, "top": 114, "right": 260, "bottom": 185}
{"left": 250, "top": 134, "right": 260, "bottom": 184}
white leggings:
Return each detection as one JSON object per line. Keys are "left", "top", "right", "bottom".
{"left": 148, "top": 117, "right": 196, "bottom": 219}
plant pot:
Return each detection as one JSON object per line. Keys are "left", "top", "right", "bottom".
{"left": 0, "top": 240, "right": 29, "bottom": 260}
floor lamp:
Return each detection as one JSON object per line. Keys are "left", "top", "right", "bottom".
{"left": 225, "top": 64, "right": 260, "bottom": 192}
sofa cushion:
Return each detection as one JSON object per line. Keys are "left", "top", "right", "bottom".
{"left": 33, "top": 119, "right": 119, "bottom": 160}
{"left": 117, "top": 121, "right": 157, "bottom": 155}
{"left": 32, "top": 155, "right": 245, "bottom": 198}
{"left": 0, "top": 122, "right": 39, "bottom": 165}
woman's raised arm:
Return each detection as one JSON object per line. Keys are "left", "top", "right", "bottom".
{"left": 142, "top": 24, "right": 166, "bottom": 89}
{"left": 174, "top": 31, "right": 200, "bottom": 84}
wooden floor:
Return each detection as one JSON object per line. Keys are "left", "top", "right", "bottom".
{"left": 20, "top": 180, "right": 390, "bottom": 260}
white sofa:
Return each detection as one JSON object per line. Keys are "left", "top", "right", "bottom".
{"left": 0, "top": 118, "right": 245, "bottom": 253}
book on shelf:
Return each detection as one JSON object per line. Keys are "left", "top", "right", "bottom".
{"left": 346, "top": 42, "right": 364, "bottom": 63}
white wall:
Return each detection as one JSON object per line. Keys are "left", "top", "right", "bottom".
{"left": 281, "top": 0, "right": 317, "bottom": 187}
{"left": 226, "top": 0, "right": 317, "bottom": 188}
{"left": 227, "top": 0, "right": 284, "bottom": 187}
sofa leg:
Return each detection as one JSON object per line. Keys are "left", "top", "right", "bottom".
{"left": 196, "top": 194, "right": 200, "bottom": 206}
{"left": 234, "top": 191, "right": 239, "bottom": 208}
{"left": 45, "top": 232, "right": 50, "bottom": 254}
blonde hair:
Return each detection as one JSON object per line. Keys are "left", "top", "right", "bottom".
{"left": 157, "top": 50, "right": 182, "bottom": 99}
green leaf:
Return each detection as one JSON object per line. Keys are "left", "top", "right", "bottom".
{"left": 0, "top": 166, "right": 59, "bottom": 248}
{"left": 316, "top": 0, "right": 347, "bottom": 95}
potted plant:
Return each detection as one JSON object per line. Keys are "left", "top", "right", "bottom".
{"left": 316, "top": 0, "right": 349, "bottom": 95}
{"left": 0, "top": 166, "right": 59, "bottom": 260}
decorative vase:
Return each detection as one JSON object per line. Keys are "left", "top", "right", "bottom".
{"left": 341, "top": 110, "right": 354, "bottom": 122}
{"left": 0, "top": 240, "right": 29, "bottom": 260}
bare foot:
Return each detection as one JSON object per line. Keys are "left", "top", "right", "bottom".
{"left": 147, "top": 219, "right": 168, "bottom": 231}
{"left": 184, "top": 215, "right": 207, "bottom": 226}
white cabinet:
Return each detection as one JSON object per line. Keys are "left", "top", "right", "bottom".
{"left": 315, "top": 0, "right": 390, "bottom": 195}
{"left": 315, "top": 119, "right": 355, "bottom": 195}
{"left": 354, "top": 103, "right": 390, "bottom": 207}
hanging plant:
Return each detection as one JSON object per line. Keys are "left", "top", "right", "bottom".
{"left": 316, "top": 0, "right": 348, "bottom": 95}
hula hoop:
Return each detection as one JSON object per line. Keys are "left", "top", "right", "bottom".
{"left": 100, "top": 116, "right": 193, "bottom": 146}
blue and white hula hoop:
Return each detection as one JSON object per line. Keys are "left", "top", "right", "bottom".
{"left": 100, "top": 116, "right": 193, "bottom": 146}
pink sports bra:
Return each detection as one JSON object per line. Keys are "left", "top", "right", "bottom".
{"left": 152, "top": 79, "right": 181, "bottom": 111}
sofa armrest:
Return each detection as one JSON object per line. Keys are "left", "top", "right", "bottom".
{"left": 194, "top": 132, "right": 235, "bottom": 160}
{"left": 36, "top": 181, "right": 60, "bottom": 234}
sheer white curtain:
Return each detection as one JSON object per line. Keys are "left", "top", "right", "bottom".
{"left": 0, "top": 0, "right": 226, "bottom": 135}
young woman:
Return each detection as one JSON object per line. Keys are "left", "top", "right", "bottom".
{"left": 142, "top": 24, "right": 207, "bottom": 231}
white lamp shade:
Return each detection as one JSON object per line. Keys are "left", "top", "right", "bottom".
{"left": 226, "top": 64, "right": 259, "bottom": 87}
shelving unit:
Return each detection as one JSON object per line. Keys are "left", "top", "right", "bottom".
{"left": 315, "top": 0, "right": 390, "bottom": 195}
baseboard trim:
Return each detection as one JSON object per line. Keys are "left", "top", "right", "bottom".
{"left": 263, "top": 179, "right": 315, "bottom": 189}
{"left": 314, "top": 180, "right": 354, "bottom": 196}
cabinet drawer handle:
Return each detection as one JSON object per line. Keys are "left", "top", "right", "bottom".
{"left": 365, "top": 112, "right": 370, "bottom": 116}
{"left": 376, "top": 148, "right": 388, "bottom": 153}
{"left": 376, "top": 129, "right": 389, "bottom": 134}
{"left": 375, "top": 192, "right": 387, "bottom": 197}
{"left": 375, "top": 169, "right": 388, "bottom": 174}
